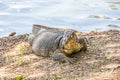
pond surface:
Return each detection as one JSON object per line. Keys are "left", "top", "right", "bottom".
{"left": 0, "top": 0, "right": 120, "bottom": 37}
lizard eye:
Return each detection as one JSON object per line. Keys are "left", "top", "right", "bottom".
{"left": 70, "top": 35, "right": 73, "bottom": 38}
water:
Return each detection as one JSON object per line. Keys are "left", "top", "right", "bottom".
{"left": 0, "top": 0, "right": 120, "bottom": 37}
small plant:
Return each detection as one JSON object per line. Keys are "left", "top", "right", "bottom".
{"left": 17, "top": 44, "right": 28, "bottom": 54}
{"left": 15, "top": 75, "right": 25, "bottom": 80}
{"left": 16, "top": 42, "right": 31, "bottom": 55}
{"left": 15, "top": 58, "right": 30, "bottom": 66}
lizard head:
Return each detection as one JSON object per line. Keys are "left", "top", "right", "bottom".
{"left": 61, "top": 29, "right": 81, "bottom": 54}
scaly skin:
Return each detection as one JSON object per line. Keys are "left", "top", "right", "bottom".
{"left": 28, "top": 24, "right": 87, "bottom": 63}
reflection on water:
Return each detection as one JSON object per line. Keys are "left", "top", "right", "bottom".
{"left": 89, "top": 15, "right": 120, "bottom": 20}
{"left": 107, "top": 24, "right": 120, "bottom": 28}
{"left": 108, "top": 2, "right": 120, "bottom": 10}
{"left": 0, "top": 0, "right": 120, "bottom": 37}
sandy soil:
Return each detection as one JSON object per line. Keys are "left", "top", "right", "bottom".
{"left": 0, "top": 30, "right": 120, "bottom": 80}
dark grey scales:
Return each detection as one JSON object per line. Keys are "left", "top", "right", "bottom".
{"left": 28, "top": 24, "right": 87, "bottom": 63}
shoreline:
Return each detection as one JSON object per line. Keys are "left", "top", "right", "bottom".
{"left": 0, "top": 30, "right": 120, "bottom": 80}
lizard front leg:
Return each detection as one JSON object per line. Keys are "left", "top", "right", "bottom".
{"left": 52, "top": 49, "right": 75, "bottom": 64}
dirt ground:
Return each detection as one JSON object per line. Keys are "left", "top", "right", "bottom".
{"left": 0, "top": 30, "right": 120, "bottom": 80}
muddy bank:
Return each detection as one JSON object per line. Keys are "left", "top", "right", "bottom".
{"left": 0, "top": 30, "right": 120, "bottom": 80}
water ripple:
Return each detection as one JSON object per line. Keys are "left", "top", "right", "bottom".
{"left": 0, "top": 0, "right": 120, "bottom": 37}
{"left": 0, "top": 27, "right": 4, "bottom": 31}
